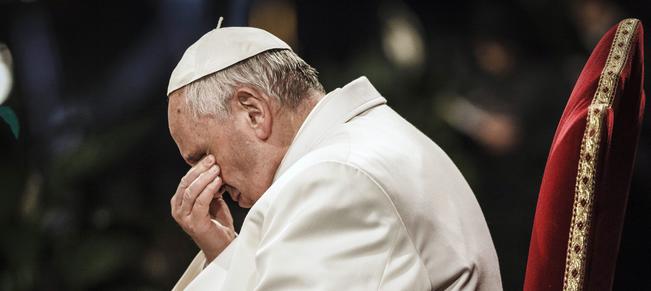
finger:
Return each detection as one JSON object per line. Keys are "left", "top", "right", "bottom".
{"left": 181, "top": 164, "right": 220, "bottom": 216}
{"left": 171, "top": 195, "right": 179, "bottom": 218}
{"left": 172, "top": 155, "right": 214, "bottom": 219}
{"left": 191, "top": 177, "right": 223, "bottom": 221}
{"left": 210, "top": 197, "right": 234, "bottom": 229}
{"left": 174, "top": 155, "right": 215, "bottom": 206}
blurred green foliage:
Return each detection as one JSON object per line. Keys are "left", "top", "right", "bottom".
{"left": 0, "top": 106, "right": 18, "bottom": 139}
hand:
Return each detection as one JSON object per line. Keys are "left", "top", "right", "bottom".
{"left": 171, "top": 155, "right": 236, "bottom": 262}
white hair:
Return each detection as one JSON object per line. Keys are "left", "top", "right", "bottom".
{"left": 183, "top": 49, "right": 324, "bottom": 118}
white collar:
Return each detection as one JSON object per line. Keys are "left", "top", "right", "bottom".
{"left": 273, "top": 76, "right": 387, "bottom": 180}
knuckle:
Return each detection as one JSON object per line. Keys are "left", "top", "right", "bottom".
{"left": 179, "top": 176, "right": 190, "bottom": 188}
{"left": 195, "top": 199, "right": 208, "bottom": 209}
{"left": 192, "top": 166, "right": 205, "bottom": 176}
{"left": 183, "top": 188, "right": 193, "bottom": 200}
{"left": 184, "top": 222, "right": 195, "bottom": 234}
{"left": 182, "top": 216, "right": 192, "bottom": 227}
{"left": 196, "top": 173, "right": 208, "bottom": 182}
{"left": 206, "top": 182, "right": 218, "bottom": 191}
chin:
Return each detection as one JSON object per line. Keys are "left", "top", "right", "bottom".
{"left": 229, "top": 189, "right": 251, "bottom": 208}
{"left": 234, "top": 196, "right": 252, "bottom": 208}
{"left": 234, "top": 187, "right": 265, "bottom": 208}
{"left": 238, "top": 200, "right": 253, "bottom": 208}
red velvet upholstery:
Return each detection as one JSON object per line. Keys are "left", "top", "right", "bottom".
{"left": 524, "top": 19, "right": 645, "bottom": 291}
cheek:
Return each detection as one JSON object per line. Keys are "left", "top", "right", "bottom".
{"left": 180, "top": 120, "right": 209, "bottom": 147}
{"left": 207, "top": 135, "right": 241, "bottom": 181}
{"left": 227, "top": 148, "right": 260, "bottom": 200}
{"left": 224, "top": 129, "right": 255, "bottom": 168}
{"left": 244, "top": 191, "right": 262, "bottom": 205}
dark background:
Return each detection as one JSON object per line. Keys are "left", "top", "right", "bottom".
{"left": 0, "top": 0, "right": 649, "bottom": 290}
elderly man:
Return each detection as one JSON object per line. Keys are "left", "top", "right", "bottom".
{"left": 167, "top": 25, "right": 502, "bottom": 291}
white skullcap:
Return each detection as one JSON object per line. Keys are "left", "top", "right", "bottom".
{"left": 167, "top": 25, "right": 292, "bottom": 95}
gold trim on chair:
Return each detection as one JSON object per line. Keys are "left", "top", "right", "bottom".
{"left": 562, "top": 18, "right": 639, "bottom": 291}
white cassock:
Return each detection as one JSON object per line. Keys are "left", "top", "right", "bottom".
{"left": 173, "top": 77, "right": 503, "bottom": 291}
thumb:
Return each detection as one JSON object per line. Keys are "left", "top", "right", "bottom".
{"left": 210, "top": 197, "right": 234, "bottom": 230}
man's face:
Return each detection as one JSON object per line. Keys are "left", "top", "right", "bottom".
{"left": 167, "top": 90, "right": 266, "bottom": 208}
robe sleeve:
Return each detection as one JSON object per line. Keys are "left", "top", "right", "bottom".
{"left": 172, "top": 251, "right": 206, "bottom": 291}
{"left": 173, "top": 236, "right": 239, "bottom": 290}
{"left": 253, "top": 161, "right": 409, "bottom": 290}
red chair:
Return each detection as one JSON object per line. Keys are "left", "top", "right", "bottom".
{"left": 524, "top": 19, "right": 645, "bottom": 290}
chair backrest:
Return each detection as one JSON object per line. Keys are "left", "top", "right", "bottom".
{"left": 524, "top": 19, "right": 645, "bottom": 291}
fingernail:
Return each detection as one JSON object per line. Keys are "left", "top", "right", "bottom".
{"left": 210, "top": 165, "right": 218, "bottom": 173}
{"left": 205, "top": 155, "right": 214, "bottom": 164}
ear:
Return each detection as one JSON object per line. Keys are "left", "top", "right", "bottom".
{"left": 234, "top": 87, "right": 272, "bottom": 140}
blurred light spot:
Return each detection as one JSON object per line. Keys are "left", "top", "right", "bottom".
{"left": 439, "top": 96, "right": 519, "bottom": 154}
{"left": 573, "top": 1, "right": 621, "bottom": 48}
{"left": 380, "top": 3, "right": 425, "bottom": 70}
{"left": 21, "top": 171, "right": 42, "bottom": 220}
{"left": 249, "top": 0, "right": 298, "bottom": 48}
{"left": 474, "top": 40, "right": 513, "bottom": 76}
{"left": 0, "top": 44, "right": 13, "bottom": 105}
{"left": 143, "top": 248, "right": 170, "bottom": 280}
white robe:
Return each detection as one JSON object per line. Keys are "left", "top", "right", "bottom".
{"left": 173, "top": 77, "right": 502, "bottom": 291}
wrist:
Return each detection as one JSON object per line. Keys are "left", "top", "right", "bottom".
{"left": 200, "top": 230, "right": 236, "bottom": 263}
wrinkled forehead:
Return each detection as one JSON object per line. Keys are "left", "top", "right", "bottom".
{"left": 167, "top": 89, "right": 192, "bottom": 133}
{"left": 167, "top": 89, "right": 205, "bottom": 162}
{"left": 167, "top": 88, "right": 219, "bottom": 135}
{"left": 168, "top": 89, "right": 192, "bottom": 120}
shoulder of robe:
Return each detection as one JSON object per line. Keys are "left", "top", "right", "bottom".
{"left": 258, "top": 160, "right": 399, "bottom": 231}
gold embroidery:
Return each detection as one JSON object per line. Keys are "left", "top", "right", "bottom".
{"left": 562, "top": 18, "right": 639, "bottom": 291}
